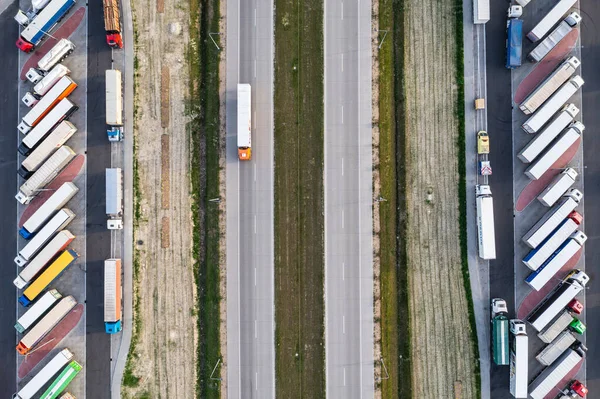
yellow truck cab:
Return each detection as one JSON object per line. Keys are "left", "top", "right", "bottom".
{"left": 477, "top": 131, "right": 490, "bottom": 154}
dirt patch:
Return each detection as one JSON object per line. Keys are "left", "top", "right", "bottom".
{"left": 161, "top": 67, "right": 170, "bottom": 128}
{"left": 161, "top": 134, "right": 170, "bottom": 210}
{"left": 123, "top": 0, "right": 197, "bottom": 397}
{"left": 403, "top": 0, "right": 477, "bottom": 397}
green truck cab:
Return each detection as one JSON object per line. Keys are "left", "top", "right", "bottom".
{"left": 491, "top": 298, "right": 509, "bottom": 366}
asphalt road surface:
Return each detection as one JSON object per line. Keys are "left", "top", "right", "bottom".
{"left": 324, "top": 0, "right": 374, "bottom": 397}
{"left": 86, "top": 2, "right": 112, "bottom": 397}
{"left": 485, "top": 0, "right": 515, "bottom": 396}
{"left": 0, "top": 2, "right": 19, "bottom": 396}
{"left": 225, "top": 0, "right": 275, "bottom": 397}
{"left": 580, "top": 0, "right": 600, "bottom": 392}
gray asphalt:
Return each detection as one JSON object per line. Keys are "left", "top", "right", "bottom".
{"left": 324, "top": 0, "right": 374, "bottom": 397}
{"left": 580, "top": 0, "right": 600, "bottom": 392}
{"left": 225, "top": 0, "right": 275, "bottom": 397}
{"left": 85, "top": 2, "right": 112, "bottom": 397}
{"left": 0, "top": 2, "right": 19, "bottom": 396}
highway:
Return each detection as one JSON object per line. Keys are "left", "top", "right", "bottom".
{"left": 580, "top": 0, "right": 600, "bottom": 392}
{"left": 225, "top": 0, "right": 275, "bottom": 397}
{"left": 86, "top": 2, "right": 113, "bottom": 397}
{"left": 0, "top": 2, "right": 19, "bottom": 396}
{"left": 324, "top": 0, "right": 374, "bottom": 397}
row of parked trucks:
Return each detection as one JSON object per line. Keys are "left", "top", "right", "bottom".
{"left": 12, "top": 2, "right": 126, "bottom": 395}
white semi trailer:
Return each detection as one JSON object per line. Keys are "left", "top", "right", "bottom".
{"left": 476, "top": 185, "right": 496, "bottom": 259}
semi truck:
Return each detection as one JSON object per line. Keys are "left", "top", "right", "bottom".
{"left": 15, "top": 289, "right": 62, "bottom": 333}
{"left": 519, "top": 57, "right": 580, "bottom": 115}
{"left": 538, "top": 309, "right": 585, "bottom": 343}
{"left": 526, "top": 0, "right": 578, "bottom": 42}
{"left": 32, "top": 64, "right": 70, "bottom": 96}
{"left": 528, "top": 346, "right": 586, "bottom": 399}
{"left": 26, "top": 39, "right": 75, "bottom": 83}
{"left": 13, "top": 348, "right": 74, "bottom": 399}
{"left": 19, "top": 182, "right": 78, "bottom": 238}
{"left": 528, "top": 270, "right": 589, "bottom": 332}
{"left": 528, "top": 13, "right": 582, "bottom": 63}
{"left": 14, "top": 0, "right": 53, "bottom": 21}
{"left": 506, "top": 7, "right": 523, "bottom": 69}
{"left": 15, "top": 0, "right": 76, "bottom": 52}
{"left": 509, "top": 320, "right": 528, "bottom": 398}
{"left": 19, "top": 121, "right": 77, "bottom": 177}
{"left": 18, "top": 76, "right": 77, "bottom": 134}
{"left": 476, "top": 185, "right": 496, "bottom": 259}
{"left": 525, "top": 122, "right": 584, "bottom": 180}
{"left": 40, "top": 360, "right": 82, "bottom": 399}
{"left": 16, "top": 145, "right": 76, "bottom": 204}
{"left": 106, "top": 168, "right": 123, "bottom": 229}
{"left": 492, "top": 298, "right": 509, "bottom": 365}
{"left": 19, "top": 101, "right": 78, "bottom": 156}
{"left": 474, "top": 0, "right": 490, "bottom": 24}
{"left": 518, "top": 104, "right": 579, "bottom": 163}
{"left": 526, "top": 231, "right": 587, "bottom": 291}
{"left": 14, "top": 230, "right": 75, "bottom": 289}
{"left": 523, "top": 189, "right": 582, "bottom": 248}
{"left": 538, "top": 168, "right": 578, "bottom": 207}
{"left": 522, "top": 76, "right": 584, "bottom": 134}
{"left": 17, "top": 295, "right": 76, "bottom": 354}
{"left": 103, "top": 0, "right": 123, "bottom": 48}
{"left": 104, "top": 259, "right": 122, "bottom": 333}
{"left": 14, "top": 208, "right": 75, "bottom": 266}
{"left": 106, "top": 69, "right": 123, "bottom": 141}
{"left": 238, "top": 84, "right": 251, "bottom": 160}
{"left": 523, "top": 211, "right": 582, "bottom": 271}
{"left": 536, "top": 331, "right": 577, "bottom": 366}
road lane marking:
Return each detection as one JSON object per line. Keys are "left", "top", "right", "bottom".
{"left": 343, "top": 367, "right": 346, "bottom": 386}
{"left": 256, "top": 372, "right": 258, "bottom": 390}
{"left": 341, "top": 1, "right": 344, "bottom": 20}
{"left": 254, "top": 59, "right": 257, "bottom": 78}
{"left": 342, "top": 261, "right": 345, "bottom": 280}
{"left": 254, "top": 214, "right": 258, "bottom": 234}
{"left": 341, "top": 157, "right": 344, "bottom": 176}
{"left": 255, "top": 319, "right": 258, "bottom": 338}
{"left": 342, "top": 210, "right": 345, "bottom": 229}
{"left": 341, "top": 105, "right": 344, "bottom": 124}
{"left": 255, "top": 267, "right": 257, "bottom": 286}
{"left": 254, "top": 8, "right": 257, "bottom": 27}
{"left": 341, "top": 53, "right": 344, "bottom": 72}
{"left": 343, "top": 315, "right": 345, "bottom": 334}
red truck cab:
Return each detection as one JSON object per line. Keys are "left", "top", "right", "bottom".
{"left": 16, "top": 37, "right": 34, "bottom": 52}
{"left": 106, "top": 33, "right": 123, "bottom": 48}
{"left": 568, "top": 299, "right": 583, "bottom": 315}
{"left": 570, "top": 380, "right": 588, "bottom": 397}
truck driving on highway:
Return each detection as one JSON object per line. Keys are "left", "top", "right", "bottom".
{"left": 19, "top": 182, "right": 78, "bottom": 238}
{"left": 106, "top": 69, "right": 123, "bottom": 141}
{"left": 13, "top": 348, "right": 74, "bottom": 399}
{"left": 519, "top": 57, "right": 580, "bottom": 115}
{"left": 15, "top": 0, "right": 76, "bottom": 52}
{"left": 528, "top": 345, "right": 586, "bottom": 399}
{"left": 103, "top": 0, "right": 123, "bottom": 48}
{"left": 14, "top": 230, "right": 75, "bottom": 289}
{"left": 526, "top": 0, "right": 577, "bottom": 42}
{"left": 528, "top": 270, "right": 589, "bottom": 332}
{"left": 476, "top": 185, "right": 496, "bottom": 259}
{"left": 19, "top": 101, "right": 78, "bottom": 156}
{"left": 17, "top": 296, "right": 77, "bottom": 354}
{"left": 522, "top": 76, "right": 584, "bottom": 134}
{"left": 518, "top": 104, "right": 579, "bottom": 163}
{"left": 525, "top": 122, "right": 584, "bottom": 180}
{"left": 16, "top": 145, "right": 76, "bottom": 204}
{"left": 26, "top": 39, "right": 75, "bottom": 83}
{"left": 538, "top": 309, "right": 585, "bottom": 344}
{"left": 523, "top": 211, "right": 581, "bottom": 271}
{"left": 105, "top": 259, "right": 122, "bottom": 333}
{"left": 492, "top": 298, "right": 509, "bottom": 365}
{"left": 509, "top": 320, "right": 528, "bottom": 398}
{"left": 526, "top": 231, "right": 587, "bottom": 291}
{"left": 18, "top": 76, "right": 77, "bottom": 134}
{"left": 14, "top": 208, "right": 75, "bottom": 267}
{"left": 523, "top": 189, "right": 582, "bottom": 248}
{"left": 238, "top": 84, "right": 252, "bottom": 160}
{"left": 538, "top": 168, "right": 578, "bottom": 207}
{"left": 19, "top": 121, "right": 77, "bottom": 178}
{"left": 528, "top": 13, "right": 581, "bottom": 63}
{"left": 106, "top": 168, "right": 123, "bottom": 229}
{"left": 506, "top": 6, "right": 523, "bottom": 69}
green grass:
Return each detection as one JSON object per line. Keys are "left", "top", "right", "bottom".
{"left": 274, "top": 0, "right": 325, "bottom": 397}
{"left": 187, "top": 0, "right": 222, "bottom": 397}
{"left": 454, "top": 0, "right": 481, "bottom": 395}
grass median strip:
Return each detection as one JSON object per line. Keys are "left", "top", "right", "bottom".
{"left": 274, "top": 0, "right": 325, "bottom": 397}
{"left": 189, "top": 0, "right": 222, "bottom": 397}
